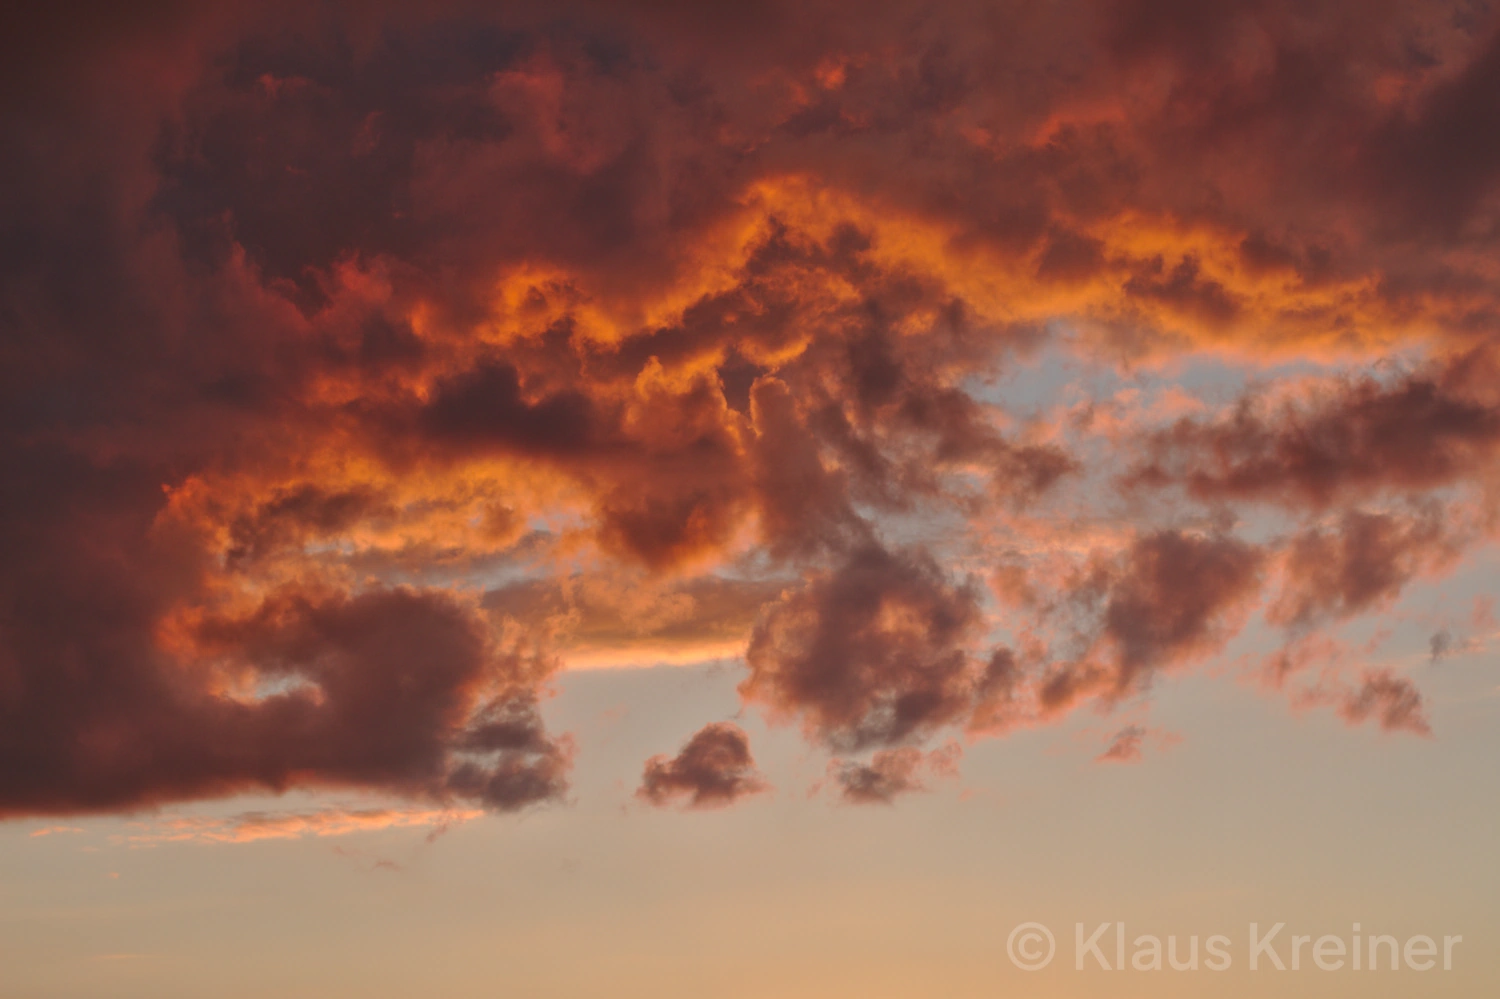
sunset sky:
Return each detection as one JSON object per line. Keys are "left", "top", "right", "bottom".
{"left": 2, "top": 1, "right": 1498, "bottom": 996}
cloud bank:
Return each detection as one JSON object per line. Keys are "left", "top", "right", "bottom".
{"left": 4, "top": 0, "right": 1498, "bottom": 815}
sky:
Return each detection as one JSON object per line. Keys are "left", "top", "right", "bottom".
{"left": 1, "top": 1, "right": 1498, "bottom": 996}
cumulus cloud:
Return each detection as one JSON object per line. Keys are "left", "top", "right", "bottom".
{"left": 5, "top": 0, "right": 1493, "bottom": 819}
{"left": 1035, "top": 530, "right": 1266, "bottom": 715}
{"left": 830, "top": 743, "right": 961, "bottom": 804}
{"left": 1094, "top": 724, "right": 1180, "bottom": 764}
{"left": 1340, "top": 670, "right": 1432, "bottom": 736}
{"left": 742, "top": 545, "right": 991, "bottom": 750}
{"left": 1127, "top": 353, "right": 1500, "bottom": 509}
{"left": 0, "top": 581, "right": 571, "bottom": 817}
{"left": 1269, "top": 509, "right": 1464, "bottom": 631}
{"left": 1097, "top": 726, "right": 1148, "bottom": 764}
{"left": 637, "top": 723, "right": 769, "bottom": 809}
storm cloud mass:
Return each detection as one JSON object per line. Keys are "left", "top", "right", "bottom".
{"left": 4, "top": 0, "right": 1499, "bottom": 816}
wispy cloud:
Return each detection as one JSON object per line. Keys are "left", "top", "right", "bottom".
{"left": 121, "top": 807, "right": 481, "bottom": 846}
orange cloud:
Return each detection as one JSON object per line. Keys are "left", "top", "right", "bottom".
{"left": 123, "top": 806, "right": 482, "bottom": 845}
{"left": 5, "top": 0, "right": 1496, "bottom": 820}
{"left": 637, "top": 722, "right": 769, "bottom": 809}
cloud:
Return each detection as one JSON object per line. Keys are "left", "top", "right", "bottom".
{"left": 1099, "top": 530, "right": 1266, "bottom": 684}
{"left": 123, "top": 806, "right": 482, "bottom": 845}
{"left": 742, "top": 544, "right": 991, "bottom": 750}
{"left": 225, "top": 484, "right": 393, "bottom": 565}
{"left": 1426, "top": 628, "right": 1476, "bottom": 665}
{"left": 4, "top": 0, "right": 1495, "bottom": 820}
{"left": 0, "top": 581, "right": 571, "bottom": 818}
{"left": 1269, "top": 509, "right": 1463, "bottom": 630}
{"left": 1094, "top": 724, "right": 1180, "bottom": 764}
{"left": 830, "top": 743, "right": 961, "bottom": 805}
{"left": 1430, "top": 629, "right": 1454, "bottom": 664}
{"left": 1340, "top": 670, "right": 1432, "bottom": 736}
{"left": 483, "top": 572, "right": 787, "bottom": 669}
{"left": 1035, "top": 530, "right": 1266, "bottom": 715}
{"left": 1127, "top": 352, "right": 1500, "bottom": 509}
{"left": 413, "top": 359, "right": 605, "bottom": 458}
{"left": 637, "top": 722, "right": 769, "bottom": 809}
{"left": 1097, "top": 725, "right": 1148, "bottom": 764}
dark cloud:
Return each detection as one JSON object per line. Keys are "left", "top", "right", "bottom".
{"left": 1269, "top": 509, "right": 1461, "bottom": 630}
{"left": 1341, "top": 670, "right": 1432, "bottom": 735}
{"left": 831, "top": 749, "right": 926, "bottom": 804}
{"left": 1097, "top": 725, "right": 1147, "bottom": 764}
{"left": 1101, "top": 530, "right": 1265, "bottom": 684}
{"left": 0, "top": 576, "right": 569, "bottom": 817}
{"left": 748, "top": 377, "right": 868, "bottom": 557}
{"left": 1127, "top": 351, "right": 1500, "bottom": 509}
{"left": 1025, "top": 530, "right": 1265, "bottom": 718}
{"left": 4, "top": 0, "right": 1492, "bottom": 819}
{"left": 968, "top": 646, "right": 1027, "bottom": 734}
{"left": 1122, "top": 254, "right": 1242, "bottom": 329}
{"left": 830, "top": 743, "right": 959, "bottom": 804}
{"left": 742, "top": 545, "right": 989, "bottom": 750}
{"left": 1368, "top": 23, "right": 1500, "bottom": 234}
{"left": 637, "top": 722, "right": 768, "bottom": 808}
{"left": 226, "top": 483, "right": 392, "bottom": 564}
{"left": 413, "top": 359, "right": 603, "bottom": 457}
{"left": 1428, "top": 628, "right": 1461, "bottom": 665}
{"left": 1034, "top": 226, "right": 1107, "bottom": 284}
